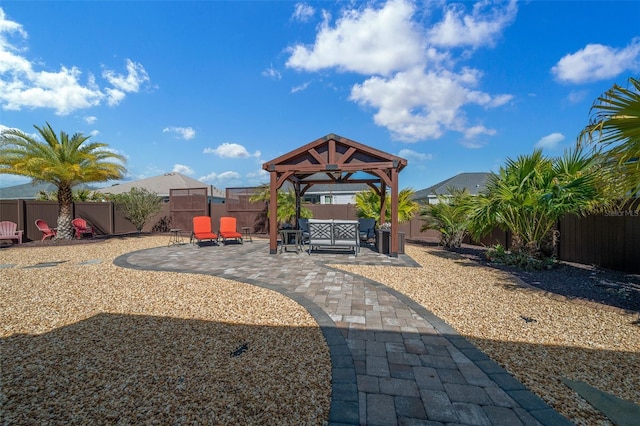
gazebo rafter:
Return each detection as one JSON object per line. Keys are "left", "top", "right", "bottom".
{"left": 262, "top": 133, "right": 407, "bottom": 256}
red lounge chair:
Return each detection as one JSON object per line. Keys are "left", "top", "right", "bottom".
{"left": 35, "top": 219, "right": 57, "bottom": 241}
{"left": 71, "top": 218, "right": 95, "bottom": 239}
{"left": 219, "top": 216, "right": 243, "bottom": 245}
{"left": 0, "top": 221, "right": 23, "bottom": 245}
{"left": 192, "top": 216, "right": 218, "bottom": 247}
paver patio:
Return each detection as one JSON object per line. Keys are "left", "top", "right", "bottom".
{"left": 114, "top": 239, "right": 571, "bottom": 425}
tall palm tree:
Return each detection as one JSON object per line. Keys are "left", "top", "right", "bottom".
{"left": 578, "top": 76, "right": 640, "bottom": 200}
{"left": 469, "top": 148, "right": 604, "bottom": 258}
{"left": 0, "top": 122, "right": 126, "bottom": 239}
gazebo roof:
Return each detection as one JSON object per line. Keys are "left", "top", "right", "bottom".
{"left": 263, "top": 133, "right": 407, "bottom": 188}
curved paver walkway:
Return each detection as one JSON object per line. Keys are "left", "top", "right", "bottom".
{"left": 114, "top": 239, "right": 571, "bottom": 426}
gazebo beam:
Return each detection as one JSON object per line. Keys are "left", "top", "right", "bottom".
{"left": 268, "top": 162, "right": 397, "bottom": 173}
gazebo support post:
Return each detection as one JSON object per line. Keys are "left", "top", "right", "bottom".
{"left": 295, "top": 181, "right": 301, "bottom": 227}
{"left": 269, "top": 171, "right": 278, "bottom": 254}
{"left": 390, "top": 168, "right": 399, "bottom": 257}
{"left": 380, "top": 182, "right": 387, "bottom": 228}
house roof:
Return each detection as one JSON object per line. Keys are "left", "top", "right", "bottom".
{"left": 98, "top": 173, "right": 225, "bottom": 198}
{"left": 413, "top": 172, "right": 490, "bottom": 200}
{"left": 0, "top": 182, "right": 95, "bottom": 199}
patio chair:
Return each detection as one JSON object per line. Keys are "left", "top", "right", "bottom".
{"left": 35, "top": 219, "right": 57, "bottom": 241}
{"left": 192, "top": 216, "right": 218, "bottom": 247}
{"left": 298, "top": 218, "right": 310, "bottom": 244}
{"left": 71, "top": 218, "right": 95, "bottom": 239}
{"left": 219, "top": 216, "right": 243, "bottom": 245}
{"left": 0, "top": 221, "right": 23, "bottom": 245}
{"left": 358, "top": 218, "right": 376, "bottom": 247}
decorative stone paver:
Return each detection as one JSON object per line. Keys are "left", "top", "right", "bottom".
{"left": 114, "top": 240, "right": 571, "bottom": 426}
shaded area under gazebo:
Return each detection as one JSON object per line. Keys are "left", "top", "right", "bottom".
{"left": 262, "top": 133, "right": 407, "bottom": 256}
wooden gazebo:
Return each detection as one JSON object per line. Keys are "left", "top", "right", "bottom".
{"left": 262, "top": 133, "right": 408, "bottom": 256}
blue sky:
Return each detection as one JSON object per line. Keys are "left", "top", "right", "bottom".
{"left": 1, "top": 0, "right": 639, "bottom": 191}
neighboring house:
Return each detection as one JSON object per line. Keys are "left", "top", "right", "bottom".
{"left": 279, "top": 180, "right": 369, "bottom": 205}
{"left": 413, "top": 172, "right": 490, "bottom": 204}
{"left": 97, "top": 172, "right": 226, "bottom": 203}
{"left": 303, "top": 183, "right": 370, "bottom": 204}
{"left": 0, "top": 181, "right": 95, "bottom": 200}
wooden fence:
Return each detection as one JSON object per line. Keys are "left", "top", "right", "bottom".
{"left": 1, "top": 198, "right": 638, "bottom": 272}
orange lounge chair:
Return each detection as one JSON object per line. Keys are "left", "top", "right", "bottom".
{"left": 0, "top": 221, "right": 23, "bottom": 245}
{"left": 35, "top": 219, "right": 57, "bottom": 241}
{"left": 71, "top": 218, "right": 95, "bottom": 239}
{"left": 192, "top": 216, "right": 218, "bottom": 247}
{"left": 219, "top": 216, "right": 243, "bottom": 245}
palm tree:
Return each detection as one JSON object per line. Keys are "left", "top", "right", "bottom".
{"left": 354, "top": 187, "right": 419, "bottom": 224}
{"left": 0, "top": 123, "right": 126, "bottom": 239}
{"left": 419, "top": 187, "right": 473, "bottom": 248}
{"left": 354, "top": 189, "right": 382, "bottom": 220}
{"left": 578, "top": 76, "right": 640, "bottom": 201}
{"left": 469, "top": 148, "right": 604, "bottom": 258}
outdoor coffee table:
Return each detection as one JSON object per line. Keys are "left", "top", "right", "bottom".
{"left": 278, "top": 229, "right": 302, "bottom": 253}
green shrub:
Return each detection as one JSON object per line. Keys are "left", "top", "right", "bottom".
{"left": 485, "top": 244, "right": 556, "bottom": 271}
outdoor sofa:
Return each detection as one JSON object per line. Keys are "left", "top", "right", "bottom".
{"left": 307, "top": 219, "right": 359, "bottom": 256}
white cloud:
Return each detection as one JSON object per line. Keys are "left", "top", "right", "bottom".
{"left": 535, "top": 132, "right": 565, "bottom": 150}
{"left": 89, "top": 129, "right": 100, "bottom": 137}
{"left": 566, "top": 90, "right": 587, "bottom": 104}
{"left": 286, "top": 0, "right": 425, "bottom": 75}
{"left": 102, "top": 146, "right": 128, "bottom": 161}
{"left": 84, "top": 116, "right": 97, "bottom": 124}
{"left": 262, "top": 65, "right": 282, "bottom": 80}
{"left": 199, "top": 170, "right": 242, "bottom": 185}
{"left": 172, "top": 164, "right": 194, "bottom": 175}
{"left": 217, "top": 171, "right": 241, "bottom": 180}
{"left": 102, "top": 59, "right": 150, "bottom": 93}
{"left": 292, "top": 3, "right": 315, "bottom": 22}
{"left": 350, "top": 67, "right": 510, "bottom": 141}
{"left": 0, "top": 9, "right": 149, "bottom": 115}
{"left": 0, "top": 124, "right": 16, "bottom": 134}
{"left": 246, "top": 168, "right": 269, "bottom": 183}
{"left": 463, "top": 125, "right": 496, "bottom": 140}
{"left": 163, "top": 126, "right": 196, "bottom": 140}
{"left": 204, "top": 142, "right": 257, "bottom": 158}
{"left": 284, "top": 0, "right": 514, "bottom": 143}
{"left": 459, "top": 139, "right": 486, "bottom": 149}
{"left": 427, "top": 0, "right": 518, "bottom": 48}
{"left": 552, "top": 39, "right": 640, "bottom": 84}
{"left": 291, "top": 81, "right": 311, "bottom": 93}
{"left": 397, "top": 149, "right": 432, "bottom": 161}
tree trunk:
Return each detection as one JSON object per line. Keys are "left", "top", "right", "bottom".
{"left": 56, "top": 185, "right": 74, "bottom": 239}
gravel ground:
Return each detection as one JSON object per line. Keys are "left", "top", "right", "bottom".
{"left": 0, "top": 236, "right": 331, "bottom": 425}
{"left": 2, "top": 236, "right": 639, "bottom": 425}
{"left": 335, "top": 243, "right": 640, "bottom": 426}
{"left": 443, "top": 243, "right": 640, "bottom": 314}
